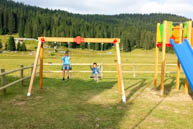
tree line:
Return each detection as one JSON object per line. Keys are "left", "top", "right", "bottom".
{"left": 0, "top": 36, "right": 27, "bottom": 51}
{"left": 0, "top": 0, "right": 189, "bottom": 51}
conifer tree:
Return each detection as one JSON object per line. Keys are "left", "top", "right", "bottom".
{"left": 17, "top": 42, "right": 21, "bottom": 51}
{"left": 0, "top": 39, "right": 2, "bottom": 49}
{"left": 21, "top": 42, "right": 27, "bottom": 51}
{"left": 8, "top": 36, "right": 16, "bottom": 51}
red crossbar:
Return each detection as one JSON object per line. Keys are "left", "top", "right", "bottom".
{"left": 156, "top": 43, "right": 172, "bottom": 47}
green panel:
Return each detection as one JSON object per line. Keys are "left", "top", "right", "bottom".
{"left": 160, "top": 24, "right": 164, "bottom": 42}
{"left": 170, "top": 22, "right": 173, "bottom": 37}
{"left": 184, "top": 22, "right": 188, "bottom": 38}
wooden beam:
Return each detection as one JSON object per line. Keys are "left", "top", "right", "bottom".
{"left": 38, "top": 37, "right": 74, "bottom": 43}
{"left": 184, "top": 21, "right": 192, "bottom": 95}
{"left": 154, "top": 23, "right": 160, "bottom": 88}
{"left": 188, "top": 21, "right": 193, "bottom": 45}
{"left": 176, "top": 23, "right": 183, "bottom": 91}
{"left": 85, "top": 38, "right": 120, "bottom": 43}
{"left": 192, "top": 28, "right": 193, "bottom": 46}
{"left": 38, "top": 37, "right": 120, "bottom": 43}
{"left": 39, "top": 43, "right": 43, "bottom": 89}
{"left": 160, "top": 21, "right": 168, "bottom": 96}
{"left": 184, "top": 79, "right": 189, "bottom": 95}
{"left": 115, "top": 43, "right": 126, "bottom": 103}
{"left": 27, "top": 41, "right": 42, "bottom": 96}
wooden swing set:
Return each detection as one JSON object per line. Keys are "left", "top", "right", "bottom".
{"left": 154, "top": 20, "right": 193, "bottom": 95}
{"left": 27, "top": 36, "right": 126, "bottom": 103}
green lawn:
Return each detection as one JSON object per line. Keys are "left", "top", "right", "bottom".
{"left": 0, "top": 48, "right": 193, "bottom": 129}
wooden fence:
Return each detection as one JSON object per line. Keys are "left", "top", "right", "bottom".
{"left": 44, "top": 63, "right": 182, "bottom": 78}
{"left": 0, "top": 64, "right": 35, "bottom": 94}
{"left": 0, "top": 63, "right": 183, "bottom": 94}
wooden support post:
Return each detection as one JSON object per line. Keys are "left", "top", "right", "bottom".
{"left": 188, "top": 21, "right": 193, "bottom": 46}
{"left": 154, "top": 23, "right": 160, "bottom": 88}
{"left": 20, "top": 65, "right": 24, "bottom": 86}
{"left": 27, "top": 41, "right": 42, "bottom": 96}
{"left": 1, "top": 69, "right": 6, "bottom": 94}
{"left": 176, "top": 60, "right": 180, "bottom": 90}
{"left": 100, "top": 43, "right": 104, "bottom": 79}
{"left": 185, "top": 79, "right": 189, "bottom": 94}
{"left": 115, "top": 43, "right": 126, "bottom": 103}
{"left": 176, "top": 23, "right": 183, "bottom": 91}
{"left": 184, "top": 21, "right": 192, "bottom": 95}
{"left": 39, "top": 42, "right": 44, "bottom": 89}
{"left": 160, "top": 21, "right": 168, "bottom": 96}
{"left": 133, "top": 63, "right": 136, "bottom": 78}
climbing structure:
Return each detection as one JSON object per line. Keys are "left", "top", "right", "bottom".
{"left": 154, "top": 20, "right": 193, "bottom": 95}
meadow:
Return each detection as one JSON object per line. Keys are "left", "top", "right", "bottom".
{"left": 0, "top": 45, "right": 193, "bottom": 129}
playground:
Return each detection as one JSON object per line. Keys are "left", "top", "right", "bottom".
{"left": 1, "top": 20, "right": 193, "bottom": 129}
{"left": 0, "top": 48, "right": 193, "bottom": 129}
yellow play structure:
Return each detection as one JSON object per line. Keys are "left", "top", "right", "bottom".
{"left": 27, "top": 36, "right": 126, "bottom": 103}
{"left": 154, "top": 20, "right": 193, "bottom": 95}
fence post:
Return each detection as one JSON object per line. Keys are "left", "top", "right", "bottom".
{"left": 20, "top": 65, "right": 24, "bottom": 86}
{"left": 133, "top": 63, "right": 136, "bottom": 78}
{"left": 1, "top": 69, "right": 6, "bottom": 94}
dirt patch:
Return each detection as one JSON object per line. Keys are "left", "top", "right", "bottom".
{"left": 141, "top": 88, "right": 193, "bottom": 102}
{"left": 14, "top": 101, "right": 26, "bottom": 106}
{"left": 164, "top": 93, "right": 192, "bottom": 102}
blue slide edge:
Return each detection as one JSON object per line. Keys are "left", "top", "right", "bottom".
{"left": 170, "top": 39, "right": 193, "bottom": 91}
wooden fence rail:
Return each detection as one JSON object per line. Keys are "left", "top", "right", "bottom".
{"left": 0, "top": 63, "right": 181, "bottom": 94}
{"left": 43, "top": 63, "right": 181, "bottom": 78}
{"left": 0, "top": 64, "right": 35, "bottom": 94}
{"left": 44, "top": 63, "right": 177, "bottom": 66}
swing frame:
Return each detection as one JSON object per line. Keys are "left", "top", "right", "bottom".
{"left": 27, "top": 36, "right": 126, "bottom": 103}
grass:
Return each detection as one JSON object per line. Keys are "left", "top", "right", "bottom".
{"left": 0, "top": 47, "right": 193, "bottom": 129}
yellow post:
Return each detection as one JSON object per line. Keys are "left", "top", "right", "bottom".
{"left": 116, "top": 42, "right": 126, "bottom": 103}
{"left": 154, "top": 23, "right": 160, "bottom": 88}
{"left": 39, "top": 42, "right": 44, "bottom": 89}
{"left": 176, "top": 23, "right": 183, "bottom": 91}
{"left": 27, "top": 40, "right": 42, "bottom": 96}
{"left": 184, "top": 21, "right": 192, "bottom": 95}
{"left": 188, "top": 21, "right": 193, "bottom": 46}
{"left": 160, "top": 21, "right": 168, "bottom": 96}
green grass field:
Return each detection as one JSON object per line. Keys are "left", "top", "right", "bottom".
{"left": 0, "top": 47, "right": 193, "bottom": 129}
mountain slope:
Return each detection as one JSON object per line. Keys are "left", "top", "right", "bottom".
{"left": 0, "top": 0, "right": 189, "bottom": 51}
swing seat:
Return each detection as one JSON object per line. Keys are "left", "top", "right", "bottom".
{"left": 90, "top": 75, "right": 101, "bottom": 78}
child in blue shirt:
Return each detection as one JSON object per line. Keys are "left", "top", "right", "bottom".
{"left": 90, "top": 62, "right": 100, "bottom": 82}
{"left": 61, "top": 51, "right": 71, "bottom": 80}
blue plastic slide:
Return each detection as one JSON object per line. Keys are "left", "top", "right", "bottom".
{"left": 170, "top": 39, "right": 193, "bottom": 90}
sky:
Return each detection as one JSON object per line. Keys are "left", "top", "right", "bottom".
{"left": 13, "top": 0, "right": 193, "bottom": 19}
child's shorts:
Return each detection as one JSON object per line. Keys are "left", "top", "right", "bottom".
{"left": 62, "top": 64, "right": 71, "bottom": 70}
{"left": 92, "top": 72, "right": 100, "bottom": 76}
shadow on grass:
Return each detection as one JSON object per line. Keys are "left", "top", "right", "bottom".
{"left": 164, "top": 77, "right": 176, "bottom": 95}
{"left": 130, "top": 77, "right": 176, "bottom": 129}
{"left": 131, "top": 77, "right": 193, "bottom": 129}
{"left": 156, "top": 77, "right": 176, "bottom": 96}
{"left": 0, "top": 75, "right": 153, "bottom": 129}
{"left": 131, "top": 98, "right": 165, "bottom": 129}
{"left": 126, "top": 79, "right": 149, "bottom": 100}
{"left": 0, "top": 76, "right": 162, "bottom": 129}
